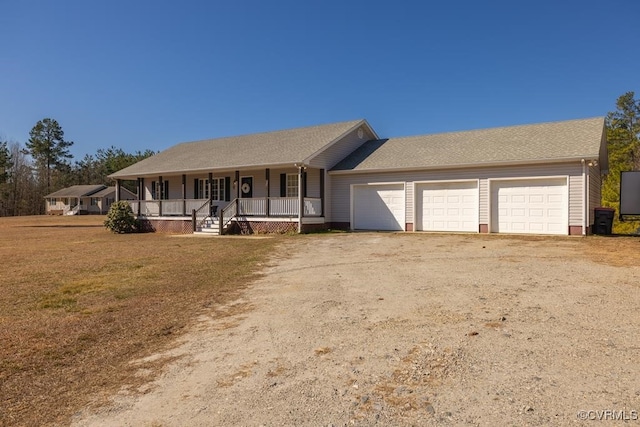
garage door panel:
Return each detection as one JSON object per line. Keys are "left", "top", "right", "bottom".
{"left": 416, "top": 182, "right": 478, "bottom": 232}
{"left": 353, "top": 184, "right": 405, "bottom": 231}
{"left": 491, "top": 178, "right": 567, "bottom": 235}
{"left": 462, "top": 195, "right": 475, "bottom": 203}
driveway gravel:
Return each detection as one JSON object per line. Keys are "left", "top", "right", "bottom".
{"left": 72, "top": 233, "right": 640, "bottom": 426}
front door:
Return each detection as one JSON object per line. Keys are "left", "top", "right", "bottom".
{"left": 240, "top": 176, "right": 253, "bottom": 198}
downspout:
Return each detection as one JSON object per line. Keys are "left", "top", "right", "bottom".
{"left": 581, "top": 159, "right": 587, "bottom": 236}
{"left": 585, "top": 163, "right": 590, "bottom": 235}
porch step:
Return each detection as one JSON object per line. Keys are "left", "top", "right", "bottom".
{"left": 197, "top": 226, "right": 220, "bottom": 233}
{"left": 196, "top": 218, "right": 220, "bottom": 234}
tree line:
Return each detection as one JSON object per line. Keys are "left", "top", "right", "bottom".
{"left": 0, "top": 118, "right": 154, "bottom": 216}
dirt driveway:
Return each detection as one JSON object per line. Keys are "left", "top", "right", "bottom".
{"left": 72, "top": 233, "right": 640, "bottom": 426}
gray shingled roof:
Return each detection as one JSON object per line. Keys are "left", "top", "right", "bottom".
{"left": 110, "top": 120, "right": 366, "bottom": 178}
{"left": 89, "top": 186, "right": 116, "bottom": 198}
{"left": 332, "top": 117, "right": 606, "bottom": 172}
{"left": 45, "top": 185, "right": 106, "bottom": 198}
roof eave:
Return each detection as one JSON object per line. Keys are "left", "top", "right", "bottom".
{"left": 108, "top": 161, "right": 313, "bottom": 180}
{"left": 328, "top": 156, "right": 600, "bottom": 175}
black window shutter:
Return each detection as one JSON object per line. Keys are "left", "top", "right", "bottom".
{"left": 151, "top": 181, "right": 156, "bottom": 200}
{"left": 224, "top": 177, "right": 231, "bottom": 201}
{"left": 164, "top": 181, "right": 169, "bottom": 199}
{"left": 303, "top": 171, "right": 308, "bottom": 197}
{"left": 194, "top": 179, "right": 199, "bottom": 199}
{"left": 280, "top": 174, "right": 286, "bottom": 197}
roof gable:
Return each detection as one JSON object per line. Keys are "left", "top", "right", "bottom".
{"left": 332, "top": 117, "right": 606, "bottom": 172}
{"left": 110, "top": 120, "right": 367, "bottom": 178}
{"left": 45, "top": 185, "right": 107, "bottom": 198}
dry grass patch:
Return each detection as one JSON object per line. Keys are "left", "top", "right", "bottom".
{"left": 581, "top": 235, "right": 640, "bottom": 267}
{"left": 0, "top": 215, "right": 278, "bottom": 427}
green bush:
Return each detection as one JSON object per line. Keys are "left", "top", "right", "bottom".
{"left": 104, "top": 201, "right": 137, "bottom": 233}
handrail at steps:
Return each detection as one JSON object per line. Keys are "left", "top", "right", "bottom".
{"left": 219, "top": 198, "right": 239, "bottom": 234}
{"left": 191, "top": 199, "right": 211, "bottom": 232}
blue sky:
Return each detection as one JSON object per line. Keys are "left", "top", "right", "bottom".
{"left": 1, "top": 0, "right": 638, "bottom": 159}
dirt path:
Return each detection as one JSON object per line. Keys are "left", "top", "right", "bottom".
{"left": 72, "top": 233, "right": 640, "bottom": 426}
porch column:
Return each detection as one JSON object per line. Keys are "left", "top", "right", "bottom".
{"left": 208, "top": 172, "right": 214, "bottom": 216}
{"left": 265, "top": 168, "right": 270, "bottom": 217}
{"left": 182, "top": 174, "right": 187, "bottom": 216}
{"left": 158, "top": 176, "right": 163, "bottom": 216}
{"left": 235, "top": 170, "right": 240, "bottom": 199}
{"left": 138, "top": 178, "right": 143, "bottom": 216}
{"left": 320, "top": 168, "right": 325, "bottom": 217}
{"left": 297, "top": 164, "right": 306, "bottom": 233}
{"left": 115, "top": 179, "right": 121, "bottom": 202}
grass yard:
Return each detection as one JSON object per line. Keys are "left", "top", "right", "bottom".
{"left": 0, "top": 215, "right": 278, "bottom": 427}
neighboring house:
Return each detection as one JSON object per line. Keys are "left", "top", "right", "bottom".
{"left": 45, "top": 185, "right": 135, "bottom": 215}
{"left": 109, "top": 117, "right": 608, "bottom": 236}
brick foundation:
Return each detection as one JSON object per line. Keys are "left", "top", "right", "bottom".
{"left": 568, "top": 226, "right": 583, "bottom": 235}
{"left": 230, "top": 221, "right": 299, "bottom": 235}
{"left": 479, "top": 224, "right": 489, "bottom": 233}
{"left": 138, "top": 218, "right": 328, "bottom": 235}
{"left": 405, "top": 223, "right": 414, "bottom": 231}
{"left": 138, "top": 218, "right": 193, "bottom": 234}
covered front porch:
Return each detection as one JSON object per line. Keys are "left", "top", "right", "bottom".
{"left": 115, "top": 165, "right": 327, "bottom": 234}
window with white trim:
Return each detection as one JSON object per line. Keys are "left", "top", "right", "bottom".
{"left": 153, "top": 180, "right": 169, "bottom": 200}
{"left": 198, "top": 178, "right": 225, "bottom": 200}
{"left": 212, "top": 178, "right": 225, "bottom": 201}
{"left": 197, "top": 179, "right": 209, "bottom": 199}
{"left": 286, "top": 174, "right": 298, "bottom": 197}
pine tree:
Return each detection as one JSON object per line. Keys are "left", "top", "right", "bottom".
{"left": 25, "top": 118, "right": 73, "bottom": 193}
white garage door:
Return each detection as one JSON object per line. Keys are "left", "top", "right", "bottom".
{"left": 415, "top": 181, "right": 478, "bottom": 232}
{"left": 491, "top": 178, "right": 568, "bottom": 235}
{"left": 352, "top": 184, "right": 405, "bottom": 231}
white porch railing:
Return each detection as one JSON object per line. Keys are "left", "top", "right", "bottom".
{"left": 161, "top": 199, "right": 183, "bottom": 216}
{"left": 238, "top": 198, "right": 267, "bottom": 215}
{"left": 269, "top": 197, "right": 298, "bottom": 216}
{"left": 127, "top": 197, "right": 322, "bottom": 217}
{"left": 304, "top": 198, "right": 322, "bottom": 216}
{"left": 186, "top": 199, "right": 208, "bottom": 212}
{"left": 129, "top": 199, "right": 209, "bottom": 216}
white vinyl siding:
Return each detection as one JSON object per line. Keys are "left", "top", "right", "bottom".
{"left": 305, "top": 168, "right": 321, "bottom": 198}
{"left": 324, "top": 169, "right": 332, "bottom": 222}
{"left": 329, "top": 162, "right": 585, "bottom": 229}
{"left": 308, "top": 125, "right": 375, "bottom": 170}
